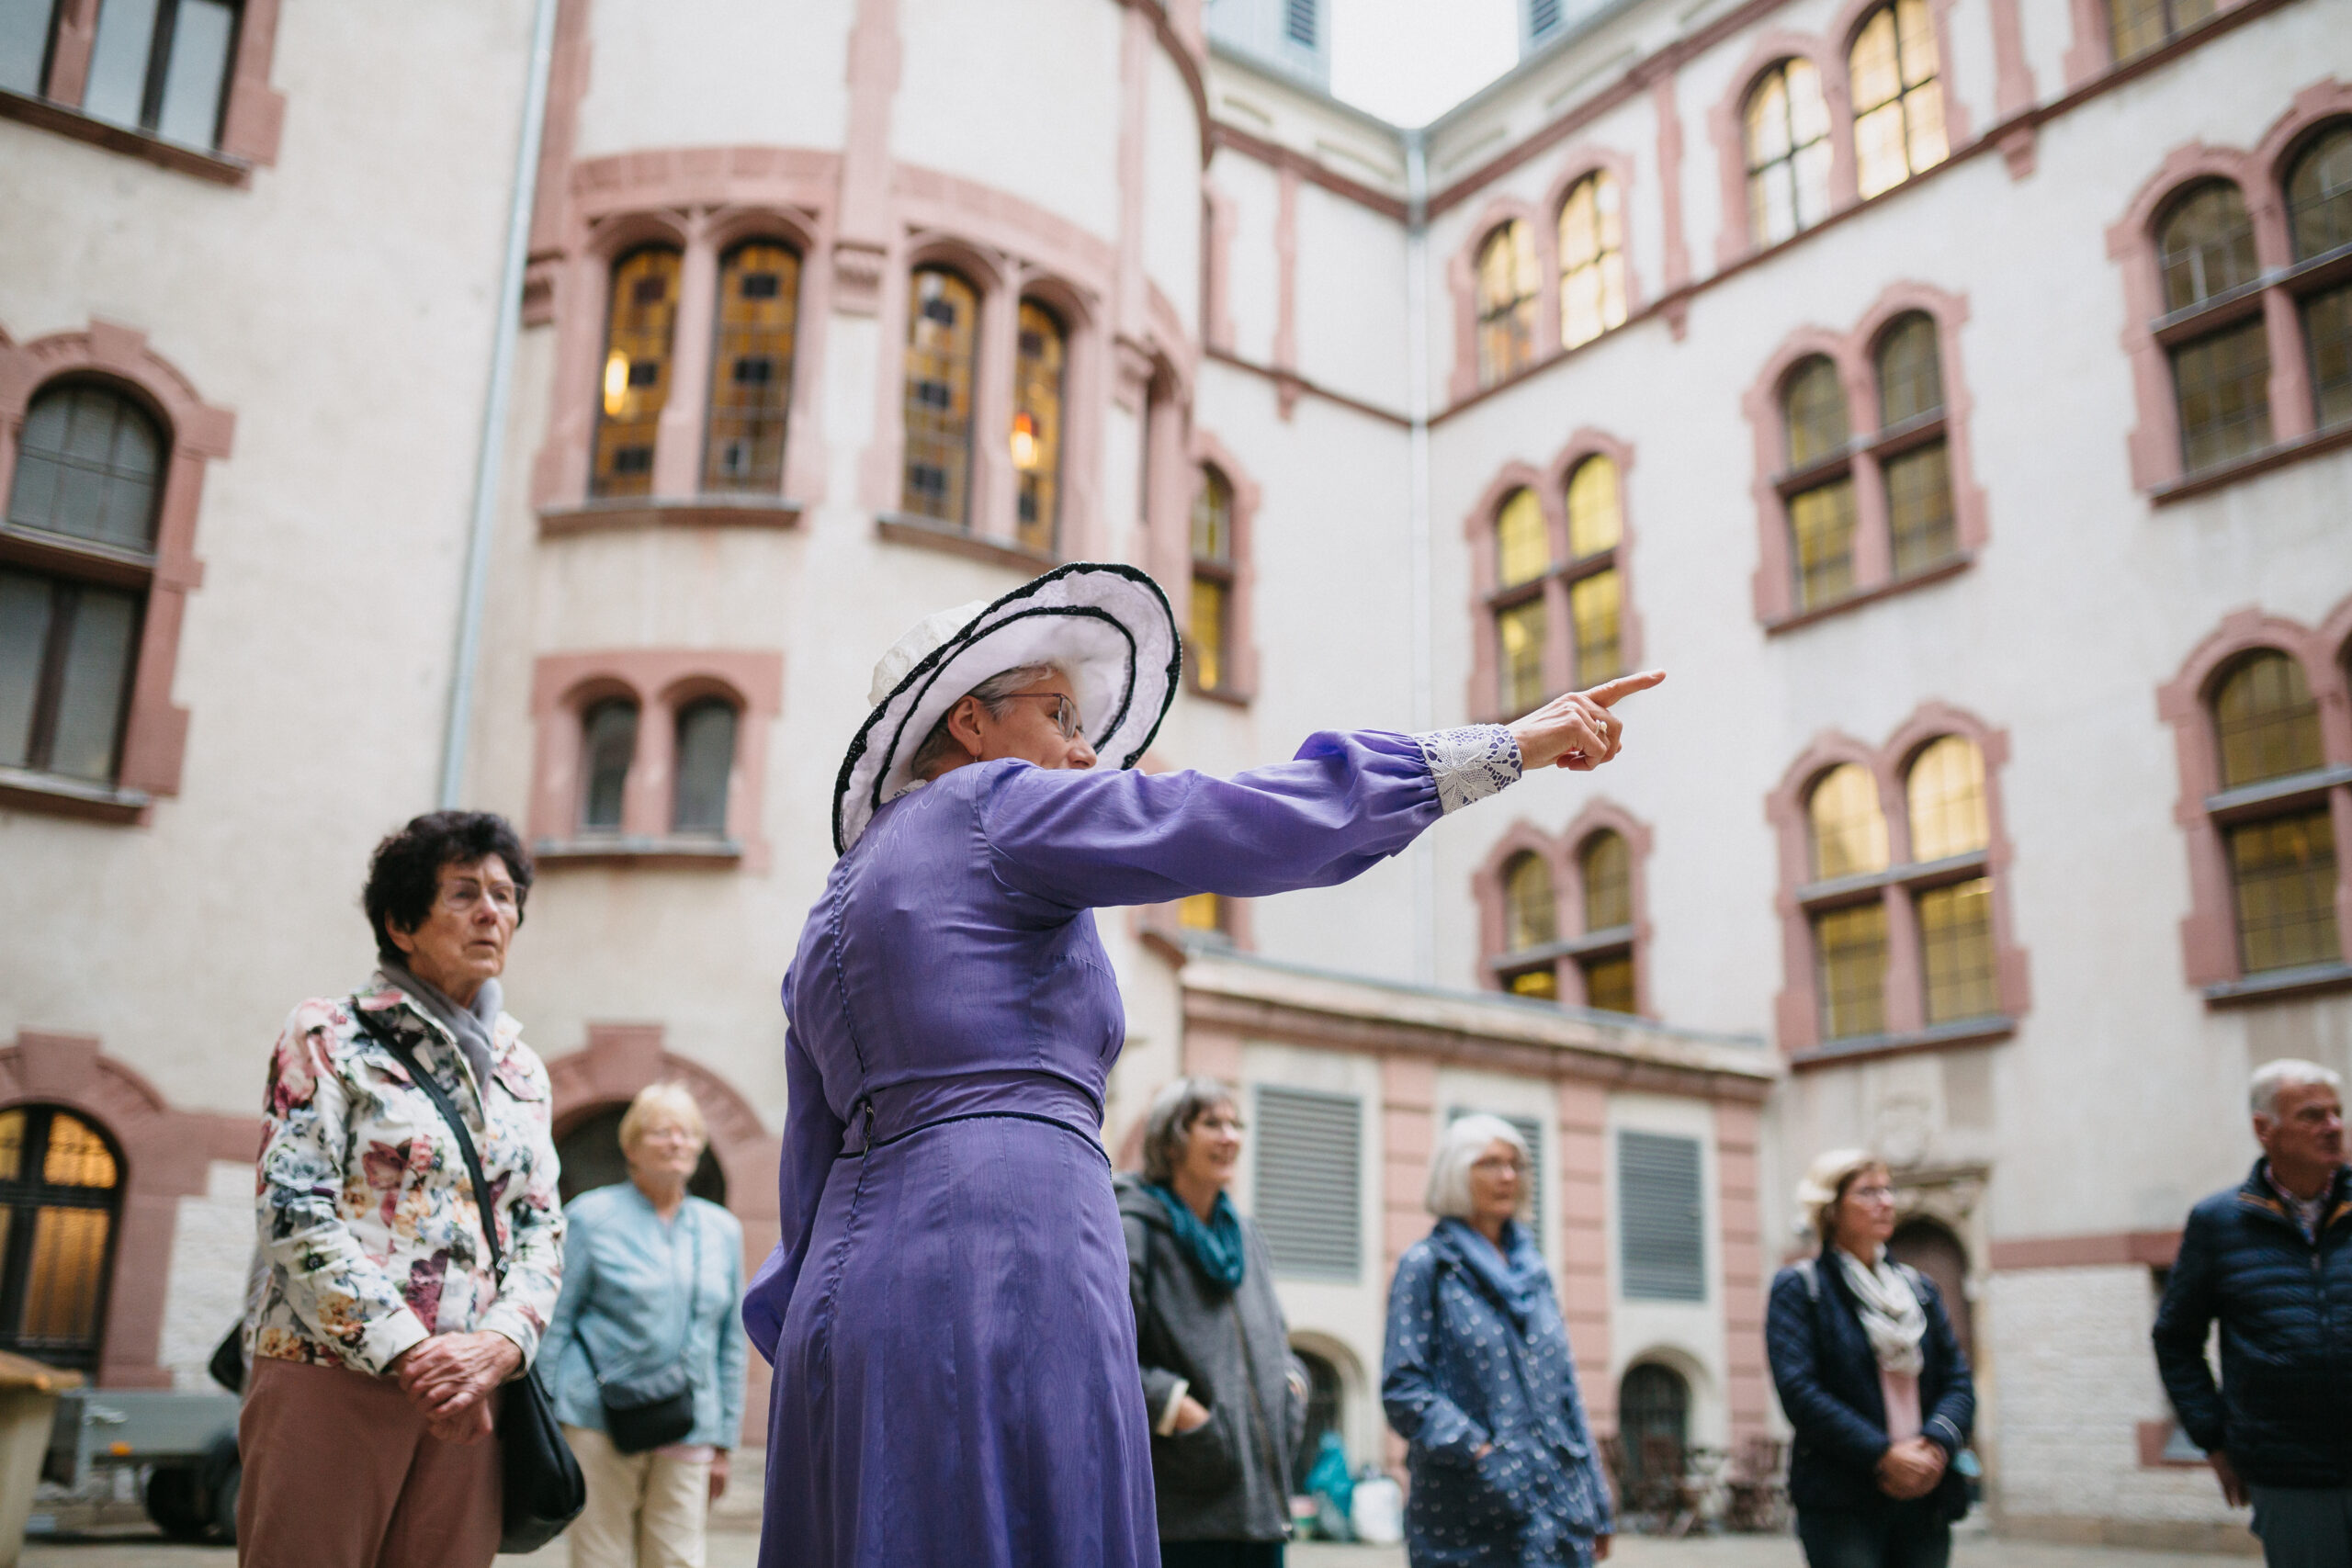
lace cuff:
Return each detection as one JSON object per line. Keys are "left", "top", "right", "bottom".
{"left": 1417, "top": 726, "right": 1522, "bottom": 814}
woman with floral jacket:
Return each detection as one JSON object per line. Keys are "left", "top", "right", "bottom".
{"left": 239, "top": 811, "right": 565, "bottom": 1568}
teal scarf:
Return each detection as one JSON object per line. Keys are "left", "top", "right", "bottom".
{"left": 1144, "top": 1182, "right": 1247, "bottom": 1292}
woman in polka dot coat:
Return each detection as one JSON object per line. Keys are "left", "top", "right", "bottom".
{"left": 1382, "top": 1114, "right": 1612, "bottom": 1568}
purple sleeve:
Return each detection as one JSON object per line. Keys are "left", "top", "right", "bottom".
{"left": 741, "top": 1007, "right": 842, "bottom": 1366}
{"left": 979, "top": 728, "right": 1501, "bottom": 911}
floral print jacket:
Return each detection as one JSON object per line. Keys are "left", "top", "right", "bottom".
{"left": 249, "top": 977, "right": 564, "bottom": 1376}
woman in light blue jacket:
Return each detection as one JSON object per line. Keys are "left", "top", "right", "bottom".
{"left": 542, "top": 1083, "right": 746, "bottom": 1568}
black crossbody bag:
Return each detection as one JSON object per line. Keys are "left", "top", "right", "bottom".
{"left": 579, "top": 1215, "right": 699, "bottom": 1454}
{"left": 354, "top": 1006, "right": 585, "bottom": 1552}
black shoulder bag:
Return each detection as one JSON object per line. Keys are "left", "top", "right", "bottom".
{"left": 355, "top": 1007, "right": 585, "bottom": 1552}
{"left": 578, "top": 1213, "right": 699, "bottom": 1454}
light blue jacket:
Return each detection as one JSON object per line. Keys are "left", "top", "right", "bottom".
{"left": 541, "top": 1183, "right": 747, "bottom": 1449}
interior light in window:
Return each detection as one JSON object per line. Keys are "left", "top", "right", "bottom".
{"left": 1010, "top": 412, "right": 1040, "bottom": 470}
{"left": 603, "top": 353, "right": 630, "bottom": 417}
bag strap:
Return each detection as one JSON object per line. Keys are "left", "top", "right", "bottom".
{"left": 350, "top": 998, "right": 504, "bottom": 1280}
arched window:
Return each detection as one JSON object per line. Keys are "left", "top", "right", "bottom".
{"left": 0, "top": 1107, "right": 122, "bottom": 1371}
{"left": 1492, "top": 488, "right": 1550, "bottom": 716}
{"left": 1618, "top": 1363, "right": 1690, "bottom": 1495}
{"left": 2155, "top": 183, "right": 2270, "bottom": 473}
{"left": 2, "top": 381, "right": 164, "bottom": 785}
{"left": 1808, "top": 764, "right": 1889, "bottom": 1042}
{"left": 592, "top": 246, "right": 682, "bottom": 499}
{"left": 1500, "top": 852, "right": 1558, "bottom": 998}
{"left": 1191, "top": 465, "right": 1236, "bottom": 694}
{"left": 1288, "top": 1346, "right": 1346, "bottom": 1492}
{"left": 2160, "top": 183, "right": 2258, "bottom": 310}
{"left": 1849, "top": 1, "right": 1947, "bottom": 200}
{"left": 2107, "top": 0, "right": 2216, "bottom": 62}
{"left": 579, "top": 698, "right": 639, "bottom": 834}
{"left": 1565, "top": 457, "right": 1623, "bottom": 684}
{"left": 1012, "top": 300, "right": 1067, "bottom": 555}
{"left": 902, "top": 266, "right": 978, "bottom": 525}
{"left": 1476, "top": 220, "right": 1540, "bottom": 386}
{"left": 2289, "top": 127, "right": 2352, "bottom": 431}
{"left": 1906, "top": 734, "right": 1988, "bottom": 861}
{"left": 1781, "top": 356, "right": 1857, "bottom": 610}
{"left": 2210, "top": 653, "right": 2336, "bottom": 975}
{"left": 1557, "top": 172, "right": 1626, "bottom": 351}
{"left": 671, "top": 698, "right": 738, "bottom": 837}
{"left": 703, "top": 241, "right": 800, "bottom": 492}
{"left": 1744, "top": 60, "right": 1832, "bottom": 248}
{"left": 1875, "top": 313, "right": 1957, "bottom": 576}
{"left": 556, "top": 1105, "right": 725, "bottom": 1206}
{"left": 1810, "top": 762, "right": 1889, "bottom": 880}
{"left": 1578, "top": 830, "right": 1635, "bottom": 1014}
{"left": 1906, "top": 736, "right": 1996, "bottom": 1022}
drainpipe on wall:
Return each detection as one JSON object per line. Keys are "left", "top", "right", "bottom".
{"left": 437, "top": 0, "right": 560, "bottom": 809}
{"left": 1405, "top": 127, "right": 1436, "bottom": 987}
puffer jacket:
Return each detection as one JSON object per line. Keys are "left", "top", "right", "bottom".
{"left": 2153, "top": 1160, "right": 2352, "bottom": 1488}
{"left": 1765, "top": 1248, "right": 1973, "bottom": 1519}
{"left": 1116, "top": 1175, "right": 1304, "bottom": 1542}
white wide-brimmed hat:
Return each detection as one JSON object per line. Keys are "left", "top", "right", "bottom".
{"left": 831, "top": 563, "right": 1181, "bottom": 852}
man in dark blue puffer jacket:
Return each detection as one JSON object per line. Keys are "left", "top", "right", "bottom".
{"left": 2154, "top": 1059, "right": 2348, "bottom": 1568}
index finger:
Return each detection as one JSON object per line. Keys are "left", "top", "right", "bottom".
{"left": 1583, "top": 670, "right": 1666, "bottom": 707}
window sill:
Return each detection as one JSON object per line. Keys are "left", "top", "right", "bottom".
{"left": 2204, "top": 763, "right": 2352, "bottom": 818}
{"left": 1788, "top": 1016, "right": 2015, "bottom": 1069}
{"left": 537, "top": 496, "right": 803, "bottom": 537}
{"left": 1488, "top": 924, "right": 1635, "bottom": 970}
{"left": 1187, "top": 682, "right": 1252, "bottom": 708}
{"left": 2149, "top": 422, "right": 2352, "bottom": 506}
{"left": 0, "top": 767, "right": 151, "bottom": 824}
{"left": 532, "top": 837, "right": 741, "bottom": 868}
{"left": 0, "top": 89, "right": 249, "bottom": 186}
{"left": 875, "top": 512, "right": 1057, "bottom": 573}
{"left": 2203, "top": 962, "right": 2352, "bottom": 1007}
{"left": 1797, "top": 849, "right": 1990, "bottom": 906}
{"left": 1764, "top": 555, "right": 1973, "bottom": 636}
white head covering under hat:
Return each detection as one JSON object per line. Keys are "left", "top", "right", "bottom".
{"left": 831, "top": 563, "right": 1181, "bottom": 854}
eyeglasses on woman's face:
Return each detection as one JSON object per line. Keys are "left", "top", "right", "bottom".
{"left": 1002, "top": 691, "right": 1083, "bottom": 740}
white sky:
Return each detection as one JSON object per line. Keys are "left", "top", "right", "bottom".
{"left": 1328, "top": 0, "right": 1520, "bottom": 128}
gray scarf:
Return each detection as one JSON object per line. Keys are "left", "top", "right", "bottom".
{"left": 381, "top": 962, "right": 501, "bottom": 1090}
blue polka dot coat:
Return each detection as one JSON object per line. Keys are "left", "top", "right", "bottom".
{"left": 1382, "top": 1219, "right": 1612, "bottom": 1568}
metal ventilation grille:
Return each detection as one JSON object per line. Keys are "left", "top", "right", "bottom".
{"left": 1618, "top": 1130, "right": 1705, "bottom": 1302}
{"left": 1448, "top": 1108, "right": 1545, "bottom": 1253}
{"left": 1254, "top": 1085, "right": 1361, "bottom": 1280}
{"left": 1529, "top": 0, "right": 1563, "bottom": 39}
{"left": 1285, "top": 0, "right": 1317, "bottom": 48}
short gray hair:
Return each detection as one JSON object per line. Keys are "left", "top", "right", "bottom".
{"left": 1141, "top": 1077, "right": 1237, "bottom": 1186}
{"left": 1425, "top": 1113, "right": 1532, "bottom": 1220}
{"left": 2251, "top": 1058, "right": 2343, "bottom": 1120}
{"left": 909, "top": 661, "right": 1069, "bottom": 779}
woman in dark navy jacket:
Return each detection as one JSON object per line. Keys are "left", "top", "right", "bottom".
{"left": 1766, "top": 1149, "right": 1974, "bottom": 1568}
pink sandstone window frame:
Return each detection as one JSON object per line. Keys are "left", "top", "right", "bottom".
{"left": 6, "top": 0, "right": 284, "bottom": 183}
{"left": 1185, "top": 430, "right": 1261, "bottom": 705}
{"left": 1742, "top": 282, "right": 1987, "bottom": 629}
{"left": 1463, "top": 429, "right": 1645, "bottom": 724}
{"left": 2105, "top": 83, "right": 2352, "bottom": 500}
{"left": 2061, "top": 0, "right": 2247, "bottom": 89}
{"left": 1766, "top": 703, "right": 2030, "bottom": 1062}
{"left": 0, "top": 321, "right": 232, "bottom": 824}
{"left": 2155, "top": 599, "right": 2352, "bottom": 1003}
{"left": 527, "top": 649, "right": 782, "bottom": 873}
{"left": 1470, "top": 800, "right": 1657, "bottom": 1016}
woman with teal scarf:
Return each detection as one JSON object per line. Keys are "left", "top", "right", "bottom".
{"left": 1117, "top": 1077, "right": 1306, "bottom": 1567}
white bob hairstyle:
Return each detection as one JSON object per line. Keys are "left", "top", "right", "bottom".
{"left": 2250, "top": 1058, "right": 2343, "bottom": 1120}
{"left": 1425, "top": 1113, "right": 1532, "bottom": 1221}
{"left": 618, "top": 1080, "right": 708, "bottom": 1156}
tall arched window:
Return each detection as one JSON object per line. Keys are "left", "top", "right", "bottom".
{"left": 671, "top": 698, "right": 738, "bottom": 837}
{"left": 1012, "top": 301, "right": 1067, "bottom": 556}
{"left": 902, "top": 266, "right": 978, "bottom": 525}
{"left": 1564, "top": 456, "right": 1623, "bottom": 684}
{"left": 1191, "top": 465, "right": 1236, "bottom": 694}
{"left": 703, "top": 241, "right": 800, "bottom": 492}
{"left": 2, "top": 381, "right": 164, "bottom": 785}
{"left": 1619, "top": 1363, "right": 1690, "bottom": 1494}
{"left": 1557, "top": 173, "right": 1626, "bottom": 351}
{"left": 1578, "top": 830, "right": 1635, "bottom": 1014}
{"left": 2157, "top": 183, "right": 2269, "bottom": 473}
{"left": 1500, "top": 852, "right": 1558, "bottom": 998}
{"left": 1744, "top": 60, "right": 1832, "bottom": 247}
{"left": 1476, "top": 220, "right": 1540, "bottom": 386}
{"left": 1849, "top": 1, "right": 1947, "bottom": 200}
{"left": 2211, "top": 652, "right": 2335, "bottom": 974}
{"left": 1906, "top": 737, "right": 1996, "bottom": 1022}
{"left": 2289, "top": 127, "right": 2352, "bottom": 431}
{"left": 579, "top": 698, "right": 639, "bottom": 834}
{"left": 1492, "top": 488, "right": 1550, "bottom": 715}
{"left": 2108, "top": 0, "right": 2216, "bottom": 62}
{"left": 1875, "top": 313, "right": 1956, "bottom": 576}
{"left": 0, "top": 1107, "right": 122, "bottom": 1371}
{"left": 1781, "top": 356, "right": 1856, "bottom": 610}
{"left": 1808, "top": 764, "right": 1889, "bottom": 1041}
{"left": 592, "top": 246, "right": 682, "bottom": 499}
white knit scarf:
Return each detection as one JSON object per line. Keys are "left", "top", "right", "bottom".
{"left": 1836, "top": 1247, "right": 1927, "bottom": 1376}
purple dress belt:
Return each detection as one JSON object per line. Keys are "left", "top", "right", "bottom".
{"left": 838, "top": 1069, "right": 1109, "bottom": 1165}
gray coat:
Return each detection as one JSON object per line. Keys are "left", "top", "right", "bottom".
{"left": 1117, "top": 1174, "right": 1306, "bottom": 1542}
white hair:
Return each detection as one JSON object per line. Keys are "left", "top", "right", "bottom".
{"left": 1425, "top": 1113, "right": 1532, "bottom": 1220}
{"left": 2250, "top": 1058, "right": 2343, "bottom": 1120}
{"left": 908, "top": 661, "right": 1072, "bottom": 778}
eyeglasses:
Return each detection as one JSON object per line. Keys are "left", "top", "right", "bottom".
{"left": 436, "top": 881, "right": 520, "bottom": 918}
{"left": 1193, "top": 1113, "right": 1245, "bottom": 1135}
{"left": 1003, "top": 692, "right": 1083, "bottom": 740}
{"left": 1471, "top": 1156, "right": 1523, "bottom": 1175}
{"left": 1849, "top": 1184, "right": 1896, "bottom": 1203}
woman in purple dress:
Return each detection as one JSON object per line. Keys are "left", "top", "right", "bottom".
{"left": 742, "top": 564, "right": 1659, "bottom": 1568}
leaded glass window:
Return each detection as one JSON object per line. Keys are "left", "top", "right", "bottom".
{"left": 592, "top": 247, "right": 681, "bottom": 500}
{"left": 0, "top": 1107, "right": 122, "bottom": 1371}
{"left": 1580, "top": 954, "right": 1635, "bottom": 1015}
{"left": 1557, "top": 172, "right": 1626, "bottom": 351}
{"left": 1569, "top": 571, "right": 1622, "bottom": 686}
{"left": 703, "top": 242, "right": 799, "bottom": 492}
{"left": 1906, "top": 736, "right": 1988, "bottom": 862}
{"left": 2158, "top": 183, "right": 2258, "bottom": 313}
{"left": 1012, "top": 300, "right": 1066, "bottom": 556}
{"left": 1496, "top": 599, "right": 1547, "bottom": 717}
{"left": 1476, "top": 221, "right": 1540, "bottom": 386}
{"left": 7, "top": 382, "right": 164, "bottom": 551}
{"left": 2305, "top": 284, "right": 2352, "bottom": 432}
{"left": 81, "top": 0, "right": 238, "bottom": 149}
{"left": 1744, "top": 60, "right": 1832, "bottom": 248}
{"left": 2228, "top": 810, "right": 2339, "bottom": 973}
{"left": 1784, "top": 357, "right": 1849, "bottom": 468}
{"left": 1849, "top": 1, "right": 1947, "bottom": 200}
{"left": 1566, "top": 456, "right": 1621, "bottom": 560}
{"left": 2107, "top": 0, "right": 2216, "bottom": 62}
{"left": 1189, "top": 578, "right": 1228, "bottom": 694}
{"left": 902, "top": 266, "right": 978, "bottom": 525}
{"left": 1810, "top": 763, "right": 1889, "bottom": 881}
{"left": 1790, "top": 479, "right": 1858, "bottom": 610}
{"left": 671, "top": 698, "right": 736, "bottom": 836}
{"left": 1496, "top": 488, "right": 1550, "bottom": 588}
{"left": 2288, "top": 126, "right": 2352, "bottom": 263}
{"left": 1918, "top": 876, "right": 1996, "bottom": 1021}
{"left": 1815, "top": 901, "right": 1888, "bottom": 1040}
{"left": 2172, "top": 318, "right": 2272, "bottom": 473}
{"left": 2213, "top": 652, "right": 2324, "bottom": 788}
{"left": 1191, "top": 465, "right": 1236, "bottom": 694}
{"left": 1581, "top": 831, "right": 1631, "bottom": 932}
{"left": 1877, "top": 314, "right": 1943, "bottom": 427}
{"left": 1505, "top": 852, "right": 1556, "bottom": 952}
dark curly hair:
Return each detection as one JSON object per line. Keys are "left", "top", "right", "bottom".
{"left": 363, "top": 811, "right": 535, "bottom": 965}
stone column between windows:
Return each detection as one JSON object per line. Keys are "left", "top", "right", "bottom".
{"left": 973, "top": 280, "right": 1019, "bottom": 543}
{"left": 656, "top": 227, "right": 722, "bottom": 500}
{"left": 41, "top": 0, "right": 96, "bottom": 107}
{"left": 1713, "top": 1101, "right": 1770, "bottom": 1446}
{"left": 1555, "top": 1079, "right": 1611, "bottom": 1429}
{"left": 620, "top": 694, "right": 677, "bottom": 839}
{"left": 1542, "top": 573, "right": 1577, "bottom": 702}
{"left": 1878, "top": 881, "right": 1928, "bottom": 1038}
{"left": 1144, "top": 376, "right": 1191, "bottom": 593}
{"left": 2262, "top": 287, "right": 2318, "bottom": 446}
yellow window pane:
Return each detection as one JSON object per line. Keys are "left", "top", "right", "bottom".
{"left": 702, "top": 242, "right": 799, "bottom": 492}
{"left": 1496, "top": 489, "right": 1550, "bottom": 588}
{"left": 1876, "top": 313, "right": 1943, "bottom": 426}
{"left": 1581, "top": 953, "right": 1636, "bottom": 1015}
{"left": 1850, "top": 3, "right": 1942, "bottom": 198}
{"left": 1886, "top": 440, "right": 1956, "bottom": 578}
{"left": 1746, "top": 60, "right": 1833, "bottom": 244}
{"left": 591, "top": 247, "right": 682, "bottom": 499}
{"left": 20, "top": 1206, "right": 111, "bottom": 1346}
{"left": 1566, "top": 457, "right": 1621, "bottom": 559}
{"left": 0, "top": 1111, "right": 21, "bottom": 1182}
{"left": 1193, "top": 466, "right": 1233, "bottom": 562}
{"left": 2214, "top": 652, "right": 2324, "bottom": 788}
{"left": 1497, "top": 599, "right": 1548, "bottom": 716}
{"left": 903, "top": 267, "right": 978, "bottom": 524}
{"left": 41, "top": 1114, "right": 116, "bottom": 1189}
{"left": 1744, "top": 68, "right": 1791, "bottom": 167}
{"left": 1904, "top": 80, "right": 1949, "bottom": 175}
{"left": 1849, "top": 10, "right": 1901, "bottom": 119}
{"left": 1571, "top": 570, "right": 1622, "bottom": 685}
{"left": 1815, "top": 901, "right": 1888, "bottom": 1040}
{"left": 1013, "top": 300, "right": 1067, "bottom": 556}
{"left": 1784, "top": 356, "right": 1849, "bottom": 467}
{"left": 1558, "top": 174, "right": 1626, "bottom": 351}
{"left": 1505, "top": 852, "right": 1557, "bottom": 951}
{"left": 1581, "top": 830, "right": 1631, "bottom": 931}
{"left": 1856, "top": 101, "right": 1910, "bottom": 202}
{"left": 1810, "top": 762, "right": 1890, "bottom": 880}
{"left": 1918, "top": 876, "right": 1997, "bottom": 1022}
{"left": 1791, "top": 478, "right": 1858, "bottom": 610}
{"left": 1906, "top": 736, "right": 1987, "bottom": 863}
{"left": 1508, "top": 966, "right": 1560, "bottom": 1000}
{"left": 2287, "top": 126, "right": 2352, "bottom": 263}
{"left": 1478, "top": 220, "right": 1541, "bottom": 384}
{"left": 2229, "top": 809, "right": 2339, "bottom": 974}
{"left": 1177, "top": 892, "right": 1226, "bottom": 933}
{"left": 1190, "top": 577, "right": 1227, "bottom": 694}
{"left": 1896, "top": 0, "right": 1939, "bottom": 85}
